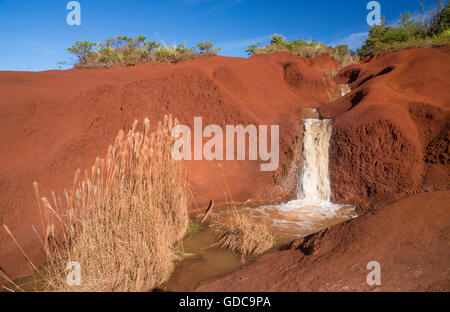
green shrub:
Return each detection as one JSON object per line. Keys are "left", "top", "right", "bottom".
{"left": 358, "top": 1, "right": 450, "bottom": 57}
{"left": 67, "top": 41, "right": 97, "bottom": 64}
{"left": 270, "top": 33, "right": 287, "bottom": 45}
{"left": 427, "top": 1, "right": 450, "bottom": 36}
{"left": 246, "top": 34, "right": 360, "bottom": 66}
{"left": 68, "top": 36, "right": 221, "bottom": 68}
{"left": 195, "top": 40, "right": 221, "bottom": 54}
{"left": 152, "top": 44, "right": 196, "bottom": 63}
{"left": 244, "top": 42, "right": 261, "bottom": 55}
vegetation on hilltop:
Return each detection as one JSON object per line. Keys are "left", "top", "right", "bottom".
{"left": 358, "top": 1, "right": 450, "bottom": 56}
{"left": 66, "top": 2, "right": 449, "bottom": 69}
{"left": 67, "top": 36, "right": 221, "bottom": 68}
{"left": 246, "top": 2, "right": 450, "bottom": 65}
{"left": 245, "top": 34, "right": 360, "bottom": 67}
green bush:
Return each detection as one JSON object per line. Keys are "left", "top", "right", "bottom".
{"left": 246, "top": 34, "right": 360, "bottom": 66}
{"left": 244, "top": 42, "right": 261, "bottom": 55}
{"left": 67, "top": 41, "right": 97, "bottom": 64}
{"left": 153, "top": 44, "right": 196, "bottom": 63}
{"left": 358, "top": 1, "right": 450, "bottom": 57}
{"left": 270, "top": 33, "right": 287, "bottom": 45}
{"left": 195, "top": 40, "right": 221, "bottom": 54}
{"left": 427, "top": 1, "right": 450, "bottom": 36}
{"left": 68, "top": 36, "right": 221, "bottom": 68}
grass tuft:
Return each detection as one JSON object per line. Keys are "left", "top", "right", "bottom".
{"left": 213, "top": 209, "right": 274, "bottom": 263}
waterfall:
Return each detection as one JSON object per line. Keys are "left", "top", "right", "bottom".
{"left": 236, "top": 115, "right": 356, "bottom": 240}
{"left": 298, "top": 119, "right": 332, "bottom": 204}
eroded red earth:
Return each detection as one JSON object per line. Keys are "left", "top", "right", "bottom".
{"left": 0, "top": 47, "right": 448, "bottom": 290}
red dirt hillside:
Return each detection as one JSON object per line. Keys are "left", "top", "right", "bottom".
{"left": 196, "top": 190, "right": 450, "bottom": 292}
{"left": 196, "top": 46, "right": 450, "bottom": 292}
{"left": 320, "top": 46, "right": 450, "bottom": 204}
{"left": 0, "top": 53, "right": 338, "bottom": 281}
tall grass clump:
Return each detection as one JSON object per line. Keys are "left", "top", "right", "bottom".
{"left": 213, "top": 208, "right": 274, "bottom": 263}
{"left": 245, "top": 33, "right": 360, "bottom": 67}
{"left": 31, "top": 115, "right": 188, "bottom": 291}
{"left": 68, "top": 36, "right": 221, "bottom": 68}
{"left": 358, "top": 1, "right": 450, "bottom": 56}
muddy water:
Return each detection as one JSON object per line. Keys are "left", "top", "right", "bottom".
{"left": 163, "top": 116, "right": 356, "bottom": 291}
{"left": 162, "top": 202, "right": 356, "bottom": 291}
{"left": 12, "top": 203, "right": 356, "bottom": 292}
{"left": 162, "top": 223, "right": 258, "bottom": 292}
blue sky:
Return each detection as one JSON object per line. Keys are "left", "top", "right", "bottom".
{"left": 0, "top": 0, "right": 437, "bottom": 71}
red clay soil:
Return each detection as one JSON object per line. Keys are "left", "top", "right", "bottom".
{"left": 0, "top": 53, "right": 338, "bottom": 282}
{"left": 196, "top": 190, "right": 450, "bottom": 292}
{"left": 196, "top": 46, "right": 450, "bottom": 292}
{"left": 319, "top": 46, "right": 450, "bottom": 204}
{"left": 1, "top": 46, "right": 449, "bottom": 289}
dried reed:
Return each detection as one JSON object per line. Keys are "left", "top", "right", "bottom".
{"left": 32, "top": 115, "right": 188, "bottom": 291}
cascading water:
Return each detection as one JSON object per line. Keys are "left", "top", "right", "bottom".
{"left": 216, "top": 111, "right": 356, "bottom": 243}
{"left": 299, "top": 119, "right": 332, "bottom": 204}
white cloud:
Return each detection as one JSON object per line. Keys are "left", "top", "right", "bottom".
{"left": 329, "top": 31, "right": 368, "bottom": 50}
{"left": 217, "top": 34, "right": 270, "bottom": 51}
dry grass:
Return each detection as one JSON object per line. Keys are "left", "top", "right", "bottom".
{"left": 336, "top": 54, "right": 361, "bottom": 68}
{"left": 251, "top": 40, "right": 361, "bottom": 67}
{"left": 213, "top": 208, "right": 274, "bottom": 263}
{"left": 28, "top": 115, "right": 188, "bottom": 292}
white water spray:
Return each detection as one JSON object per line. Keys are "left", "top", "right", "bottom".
{"left": 299, "top": 119, "right": 332, "bottom": 204}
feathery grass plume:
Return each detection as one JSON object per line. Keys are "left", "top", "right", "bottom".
{"left": 31, "top": 115, "right": 188, "bottom": 291}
